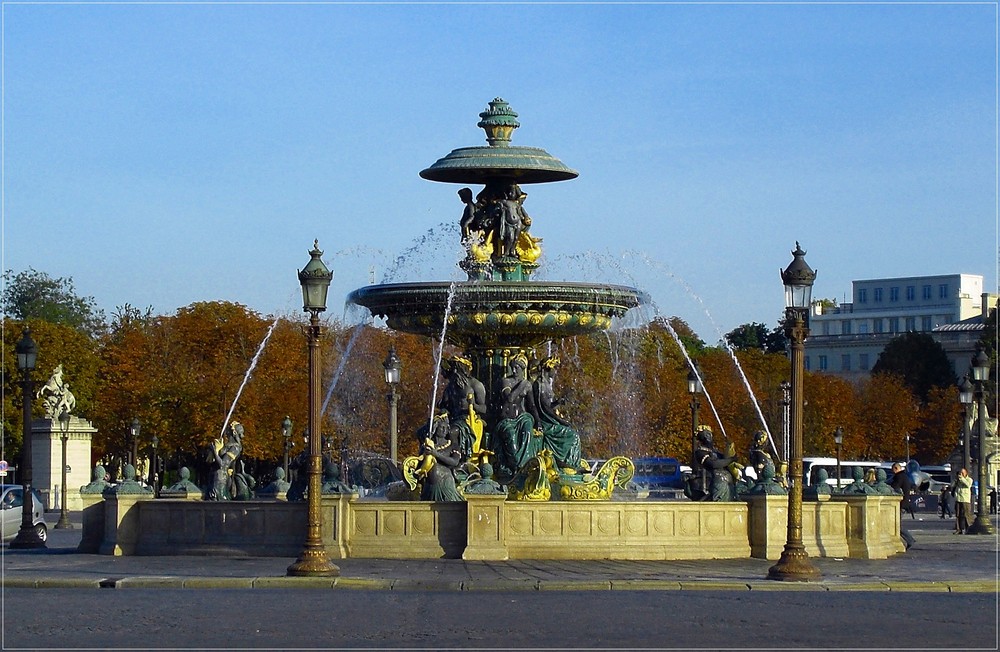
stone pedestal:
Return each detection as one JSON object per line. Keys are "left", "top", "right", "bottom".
{"left": 831, "top": 494, "right": 903, "bottom": 559}
{"left": 77, "top": 493, "right": 105, "bottom": 553}
{"left": 464, "top": 494, "right": 509, "bottom": 560}
{"left": 31, "top": 416, "right": 95, "bottom": 511}
{"left": 99, "top": 493, "right": 154, "bottom": 556}
{"left": 746, "top": 494, "right": 850, "bottom": 560}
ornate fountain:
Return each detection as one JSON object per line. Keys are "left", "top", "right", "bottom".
{"left": 349, "top": 98, "right": 646, "bottom": 499}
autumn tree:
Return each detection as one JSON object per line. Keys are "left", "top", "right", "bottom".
{"left": 2, "top": 318, "right": 100, "bottom": 456}
{"left": 857, "top": 373, "right": 921, "bottom": 461}
{"left": 915, "top": 385, "right": 962, "bottom": 465}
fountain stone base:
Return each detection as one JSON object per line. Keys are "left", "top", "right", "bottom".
{"left": 82, "top": 494, "right": 903, "bottom": 561}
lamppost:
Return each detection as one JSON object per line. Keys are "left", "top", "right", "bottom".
{"left": 959, "top": 375, "right": 973, "bottom": 473}
{"left": 833, "top": 426, "right": 844, "bottom": 491}
{"left": 905, "top": 435, "right": 911, "bottom": 463}
{"left": 129, "top": 417, "right": 140, "bottom": 469}
{"left": 687, "top": 364, "right": 702, "bottom": 462}
{"left": 55, "top": 407, "right": 73, "bottom": 529}
{"left": 149, "top": 434, "right": 159, "bottom": 498}
{"left": 287, "top": 240, "right": 339, "bottom": 577}
{"left": 281, "top": 416, "right": 293, "bottom": 479}
{"left": 967, "top": 346, "right": 995, "bottom": 535}
{"left": 11, "top": 328, "right": 45, "bottom": 548}
{"left": 768, "top": 242, "right": 821, "bottom": 581}
{"left": 383, "top": 346, "right": 402, "bottom": 465}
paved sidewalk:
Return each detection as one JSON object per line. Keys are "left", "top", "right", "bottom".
{"left": 3, "top": 510, "right": 996, "bottom": 592}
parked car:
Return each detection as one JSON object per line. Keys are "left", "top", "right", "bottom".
{"left": 1, "top": 484, "right": 48, "bottom": 543}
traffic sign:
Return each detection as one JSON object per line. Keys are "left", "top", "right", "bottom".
{"left": 0, "top": 460, "right": 8, "bottom": 473}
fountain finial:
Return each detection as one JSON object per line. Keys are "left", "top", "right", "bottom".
{"left": 477, "top": 98, "right": 519, "bottom": 147}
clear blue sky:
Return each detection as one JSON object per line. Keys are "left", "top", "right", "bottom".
{"left": 2, "top": 1, "right": 996, "bottom": 342}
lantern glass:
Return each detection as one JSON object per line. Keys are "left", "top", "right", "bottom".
{"left": 959, "top": 377, "right": 974, "bottom": 404}
{"left": 281, "top": 416, "right": 293, "bottom": 439}
{"left": 15, "top": 329, "right": 38, "bottom": 371}
{"left": 383, "top": 348, "right": 401, "bottom": 386}
{"left": 833, "top": 427, "right": 843, "bottom": 446}
{"left": 130, "top": 418, "right": 140, "bottom": 439}
{"left": 972, "top": 350, "right": 990, "bottom": 382}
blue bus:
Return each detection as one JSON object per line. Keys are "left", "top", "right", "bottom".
{"left": 631, "top": 457, "right": 684, "bottom": 490}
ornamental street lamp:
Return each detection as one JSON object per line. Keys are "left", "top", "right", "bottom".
{"left": 287, "top": 240, "right": 340, "bottom": 577}
{"left": 959, "top": 375, "right": 973, "bottom": 474}
{"left": 11, "top": 328, "right": 45, "bottom": 548}
{"left": 150, "top": 434, "right": 159, "bottom": 498}
{"left": 967, "top": 346, "right": 995, "bottom": 535}
{"left": 687, "top": 364, "right": 702, "bottom": 462}
{"left": 833, "top": 427, "right": 844, "bottom": 491}
{"left": 383, "top": 346, "right": 402, "bottom": 465}
{"left": 55, "top": 407, "right": 73, "bottom": 529}
{"left": 281, "top": 416, "right": 293, "bottom": 479}
{"left": 768, "top": 243, "right": 821, "bottom": 581}
{"left": 129, "top": 418, "right": 140, "bottom": 469}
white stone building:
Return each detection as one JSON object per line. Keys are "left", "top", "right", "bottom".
{"left": 804, "top": 274, "right": 995, "bottom": 381}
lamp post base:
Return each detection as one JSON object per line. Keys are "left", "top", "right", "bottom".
{"left": 767, "top": 545, "right": 821, "bottom": 582}
{"left": 9, "top": 525, "right": 46, "bottom": 549}
{"left": 966, "top": 515, "right": 996, "bottom": 535}
{"left": 55, "top": 515, "right": 74, "bottom": 529}
{"left": 287, "top": 548, "right": 340, "bottom": 577}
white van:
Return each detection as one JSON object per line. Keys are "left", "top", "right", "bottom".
{"left": 802, "top": 457, "right": 883, "bottom": 489}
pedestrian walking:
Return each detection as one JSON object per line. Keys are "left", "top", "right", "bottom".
{"left": 989, "top": 487, "right": 997, "bottom": 515}
{"left": 954, "top": 468, "right": 973, "bottom": 534}
{"left": 890, "top": 462, "right": 915, "bottom": 519}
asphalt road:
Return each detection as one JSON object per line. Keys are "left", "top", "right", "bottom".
{"left": 3, "top": 587, "right": 996, "bottom": 649}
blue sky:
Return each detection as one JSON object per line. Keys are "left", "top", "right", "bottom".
{"left": 2, "top": 1, "right": 996, "bottom": 342}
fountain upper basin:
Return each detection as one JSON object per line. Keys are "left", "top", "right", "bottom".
{"left": 349, "top": 280, "right": 647, "bottom": 349}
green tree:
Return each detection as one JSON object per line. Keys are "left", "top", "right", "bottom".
{"left": 2, "top": 268, "right": 106, "bottom": 337}
{"left": 872, "top": 332, "right": 956, "bottom": 403}
{"left": 724, "top": 321, "right": 786, "bottom": 354}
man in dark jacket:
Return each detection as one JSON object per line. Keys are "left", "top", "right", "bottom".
{"left": 890, "top": 462, "right": 915, "bottom": 517}
{"left": 890, "top": 462, "right": 916, "bottom": 549}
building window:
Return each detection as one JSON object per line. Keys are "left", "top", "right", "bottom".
{"left": 873, "top": 319, "right": 883, "bottom": 334}
{"left": 823, "top": 322, "right": 831, "bottom": 335}
{"left": 906, "top": 286, "right": 915, "bottom": 301}
{"left": 939, "top": 283, "right": 948, "bottom": 299}
{"left": 889, "top": 317, "right": 899, "bottom": 333}
{"left": 921, "top": 315, "right": 933, "bottom": 331}
{"left": 804, "top": 356, "right": 810, "bottom": 371}
{"left": 890, "top": 287, "right": 899, "bottom": 302}
{"left": 841, "top": 320, "right": 852, "bottom": 335}
{"left": 905, "top": 317, "right": 916, "bottom": 331}
{"left": 859, "top": 322, "right": 869, "bottom": 334}
{"left": 922, "top": 285, "right": 932, "bottom": 300}
{"left": 841, "top": 354, "right": 851, "bottom": 371}
{"left": 860, "top": 353, "right": 870, "bottom": 371}
{"left": 818, "top": 355, "right": 828, "bottom": 371}
{"left": 874, "top": 288, "right": 883, "bottom": 303}
{"left": 858, "top": 289, "right": 868, "bottom": 303}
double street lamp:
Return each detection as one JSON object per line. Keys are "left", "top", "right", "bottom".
{"left": 768, "top": 242, "right": 821, "bottom": 582}
{"left": 686, "top": 364, "right": 702, "bottom": 462}
{"left": 11, "top": 328, "right": 45, "bottom": 548}
{"left": 383, "top": 347, "right": 402, "bottom": 465}
{"left": 967, "top": 346, "right": 995, "bottom": 535}
{"left": 55, "top": 407, "right": 73, "bottom": 529}
{"left": 287, "top": 240, "right": 340, "bottom": 577}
